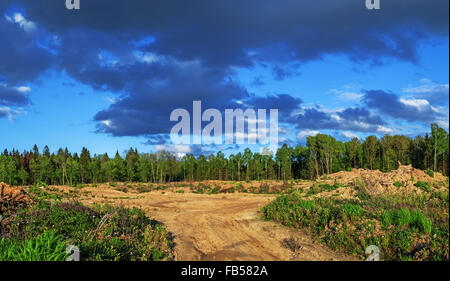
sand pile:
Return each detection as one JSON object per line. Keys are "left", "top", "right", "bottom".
{"left": 328, "top": 165, "right": 448, "bottom": 196}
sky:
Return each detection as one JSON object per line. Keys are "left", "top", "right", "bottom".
{"left": 0, "top": 0, "right": 448, "bottom": 157}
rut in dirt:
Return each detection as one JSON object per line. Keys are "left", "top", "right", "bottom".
{"left": 134, "top": 193, "right": 352, "bottom": 261}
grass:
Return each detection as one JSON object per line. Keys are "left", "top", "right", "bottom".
{"left": 0, "top": 186, "right": 174, "bottom": 261}
{"left": 0, "top": 231, "right": 68, "bottom": 261}
{"left": 263, "top": 185, "right": 449, "bottom": 261}
{"left": 305, "top": 183, "right": 340, "bottom": 196}
{"left": 394, "top": 181, "right": 403, "bottom": 188}
{"left": 415, "top": 181, "right": 431, "bottom": 192}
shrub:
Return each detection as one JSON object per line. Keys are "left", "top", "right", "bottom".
{"left": 4, "top": 201, "right": 173, "bottom": 261}
{"left": 263, "top": 189, "right": 448, "bottom": 261}
{"left": 392, "top": 230, "right": 414, "bottom": 253}
{"left": 396, "top": 208, "right": 412, "bottom": 226}
{"left": 381, "top": 210, "right": 395, "bottom": 227}
{"left": 415, "top": 181, "right": 431, "bottom": 192}
{"left": 411, "top": 210, "right": 432, "bottom": 234}
{"left": 342, "top": 203, "right": 363, "bottom": 219}
{"left": 426, "top": 169, "right": 434, "bottom": 178}
{"left": 394, "top": 181, "right": 403, "bottom": 188}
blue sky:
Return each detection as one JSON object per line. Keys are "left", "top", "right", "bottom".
{"left": 0, "top": 0, "right": 448, "bottom": 157}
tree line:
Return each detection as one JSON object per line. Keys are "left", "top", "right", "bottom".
{"left": 0, "top": 124, "right": 448, "bottom": 186}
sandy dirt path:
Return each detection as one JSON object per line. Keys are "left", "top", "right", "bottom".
{"left": 67, "top": 187, "right": 353, "bottom": 261}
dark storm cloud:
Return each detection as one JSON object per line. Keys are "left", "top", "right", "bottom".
{"left": 0, "top": 0, "right": 448, "bottom": 137}
{"left": 292, "top": 107, "right": 387, "bottom": 133}
{"left": 0, "top": 85, "right": 31, "bottom": 106}
{"left": 93, "top": 60, "right": 249, "bottom": 136}
{"left": 3, "top": 0, "right": 448, "bottom": 67}
{"left": 362, "top": 90, "right": 444, "bottom": 122}
{"left": 0, "top": 13, "right": 55, "bottom": 85}
{"left": 293, "top": 108, "right": 338, "bottom": 130}
{"left": 338, "top": 107, "right": 384, "bottom": 125}
{"left": 244, "top": 93, "right": 303, "bottom": 120}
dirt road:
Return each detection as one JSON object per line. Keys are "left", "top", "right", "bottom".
{"left": 68, "top": 187, "right": 353, "bottom": 261}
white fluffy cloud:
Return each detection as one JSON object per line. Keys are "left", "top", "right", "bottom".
{"left": 402, "top": 79, "right": 449, "bottom": 104}
{"left": 342, "top": 131, "right": 360, "bottom": 139}
{"left": 17, "top": 86, "right": 31, "bottom": 93}
{"left": 4, "top": 13, "right": 36, "bottom": 33}
{"left": 296, "top": 130, "right": 319, "bottom": 139}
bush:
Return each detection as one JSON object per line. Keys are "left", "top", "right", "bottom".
{"left": 381, "top": 210, "right": 395, "bottom": 227}
{"left": 394, "top": 181, "right": 403, "bottom": 188}
{"left": 342, "top": 203, "right": 363, "bottom": 219}
{"left": 415, "top": 181, "right": 431, "bottom": 192}
{"left": 3, "top": 201, "right": 173, "bottom": 261}
{"left": 263, "top": 188, "right": 447, "bottom": 261}
{"left": 396, "top": 208, "right": 412, "bottom": 226}
{"left": 392, "top": 230, "right": 414, "bottom": 253}
{"left": 306, "top": 183, "right": 338, "bottom": 196}
{"left": 426, "top": 169, "right": 434, "bottom": 178}
{"left": 411, "top": 210, "right": 432, "bottom": 234}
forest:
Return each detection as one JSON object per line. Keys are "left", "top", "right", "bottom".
{"left": 1, "top": 124, "right": 448, "bottom": 186}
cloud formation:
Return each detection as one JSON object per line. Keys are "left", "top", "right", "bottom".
{"left": 363, "top": 90, "right": 444, "bottom": 122}
{"left": 0, "top": 84, "right": 31, "bottom": 107}
{"left": 0, "top": 0, "right": 448, "bottom": 141}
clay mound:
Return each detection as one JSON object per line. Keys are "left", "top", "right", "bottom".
{"left": 391, "top": 164, "right": 447, "bottom": 183}
{"left": 328, "top": 165, "right": 448, "bottom": 197}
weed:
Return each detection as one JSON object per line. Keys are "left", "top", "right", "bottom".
{"left": 394, "top": 181, "right": 403, "bottom": 188}
{"left": 415, "top": 181, "right": 431, "bottom": 192}
{"left": 0, "top": 231, "right": 68, "bottom": 261}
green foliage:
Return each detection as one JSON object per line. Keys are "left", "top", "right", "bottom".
{"left": 415, "top": 181, "right": 431, "bottom": 192}
{"left": 342, "top": 203, "right": 363, "bottom": 219}
{"left": 392, "top": 230, "right": 414, "bottom": 253}
{"left": 306, "top": 183, "right": 338, "bottom": 196}
{"left": 1, "top": 124, "right": 448, "bottom": 186}
{"left": 0, "top": 231, "right": 68, "bottom": 261}
{"left": 2, "top": 198, "right": 173, "bottom": 261}
{"left": 393, "top": 181, "right": 403, "bottom": 188}
{"left": 397, "top": 208, "right": 412, "bottom": 226}
{"left": 263, "top": 188, "right": 447, "bottom": 261}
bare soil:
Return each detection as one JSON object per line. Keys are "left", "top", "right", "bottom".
{"left": 54, "top": 185, "right": 353, "bottom": 261}
{"left": 14, "top": 165, "right": 445, "bottom": 261}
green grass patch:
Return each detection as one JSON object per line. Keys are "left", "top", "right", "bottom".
{"left": 415, "top": 181, "right": 431, "bottom": 192}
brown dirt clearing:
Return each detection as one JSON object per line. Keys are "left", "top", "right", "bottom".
{"left": 55, "top": 185, "right": 354, "bottom": 261}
